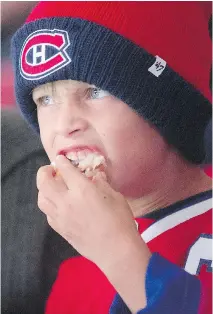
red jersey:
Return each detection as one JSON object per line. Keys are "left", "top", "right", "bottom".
{"left": 46, "top": 190, "right": 212, "bottom": 314}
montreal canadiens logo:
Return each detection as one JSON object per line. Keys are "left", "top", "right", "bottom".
{"left": 20, "top": 29, "right": 71, "bottom": 80}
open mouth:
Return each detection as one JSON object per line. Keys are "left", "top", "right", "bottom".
{"left": 65, "top": 151, "right": 106, "bottom": 178}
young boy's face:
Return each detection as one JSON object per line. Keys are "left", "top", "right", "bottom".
{"left": 33, "top": 80, "right": 169, "bottom": 197}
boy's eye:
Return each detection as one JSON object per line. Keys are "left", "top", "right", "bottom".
{"left": 88, "top": 88, "right": 111, "bottom": 100}
{"left": 37, "top": 95, "right": 54, "bottom": 107}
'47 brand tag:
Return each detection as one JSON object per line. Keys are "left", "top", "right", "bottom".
{"left": 148, "top": 56, "right": 167, "bottom": 77}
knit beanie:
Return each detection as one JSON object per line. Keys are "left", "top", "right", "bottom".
{"left": 11, "top": 1, "right": 212, "bottom": 164}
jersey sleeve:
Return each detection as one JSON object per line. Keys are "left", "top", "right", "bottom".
{"left": 109, "top": 253, "right": 202, "bottom": 314}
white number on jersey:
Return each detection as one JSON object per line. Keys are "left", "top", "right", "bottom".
{"left": 184, "top": 234, "right": 212, "bottom": 275}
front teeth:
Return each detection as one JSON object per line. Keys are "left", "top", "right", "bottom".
{"left": 77, "top": 151, "right": 87, "bottom": 160}
{"left": 66, "top": 152, "right": 78, "bottom": 161}
{"left": 65, "top": 151, "right": 106, "bottom": 172}
{"left": 92, "top": 155, "right": 105, "bottom": 169}
{"left": 78, "top": 154, "right": 95, "bottom": 170}
{"left": 66, "top": 151, "right": 87, "bottom": 162}
{"left": 51, "top": 152, "right": 106, "bottom": 180}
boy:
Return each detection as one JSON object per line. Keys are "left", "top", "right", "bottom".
{"left": 11, "top": 2, "right": 212, "bottom": 313}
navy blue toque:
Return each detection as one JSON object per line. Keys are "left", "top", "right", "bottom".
{"left": 11, "top": 1, "right": 212, "bottom": 164}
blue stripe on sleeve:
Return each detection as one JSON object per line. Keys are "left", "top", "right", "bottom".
{"left": 109, "top": 253, "right": 201, "bottom": 314}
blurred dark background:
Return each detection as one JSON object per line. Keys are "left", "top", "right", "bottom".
{"left": 1, "top": 1, "right": 37, "bottom": 107}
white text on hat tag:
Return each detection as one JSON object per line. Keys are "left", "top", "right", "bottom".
{"left": 148, "top": 56, "right": 167, "bottom": 77}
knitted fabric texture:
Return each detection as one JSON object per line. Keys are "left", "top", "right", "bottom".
{"left": 11, "top": 1, "right": 212, "bottom": 164}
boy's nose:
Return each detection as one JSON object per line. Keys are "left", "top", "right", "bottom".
{"left": 55, "top": 102, "right": 89, "bottom": 137}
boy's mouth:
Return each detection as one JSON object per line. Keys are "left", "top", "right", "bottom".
{"left": 52, "top": 147, "right": 107, "bottom": 180}
{"left": 65, "top": 151, "right": 106, "bottom": 178}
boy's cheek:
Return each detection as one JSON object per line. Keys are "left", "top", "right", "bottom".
{"left": 39, "top": 128, "right": 55, "bottom": 158}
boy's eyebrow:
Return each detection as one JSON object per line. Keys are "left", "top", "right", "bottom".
{"left": 51, "top": 81, "right": 57, "bottom": 96}
{"left": 32, "top": 81, "right": 97, "bottom": 99}
{"left": 32, "top": 82, "right": 54, "bottom": 99}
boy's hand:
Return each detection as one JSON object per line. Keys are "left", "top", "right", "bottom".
{"left": 37, "top": 155, "right": 143, "bottom": 270}
{"left": 37, "top": 155, "right": 151, "bottom": 311}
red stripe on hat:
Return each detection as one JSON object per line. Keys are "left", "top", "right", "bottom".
{"left": 26, "top": 1, "right": 212, "bottom": 101}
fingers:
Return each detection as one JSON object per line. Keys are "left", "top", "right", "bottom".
{"left": 36, "top": 165, "right": 54, "bottom": 190}
{"left": 55, "top": 155, "right": 114, "bottom": 203}
{"left": 55, "top": 155, "right": 91, "bottom": 191}
{"left": 38, "top": 191, "right": 58, "bottom": 219}
{"left": 38, "top": 192, "right": 62, "bottom": 235}
{"left": 37, "top": 164, "right": 68, "bottom": 203}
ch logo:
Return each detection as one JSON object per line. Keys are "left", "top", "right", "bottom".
{"left": 20, "top": 29, "right": 71, "bottom": 80}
